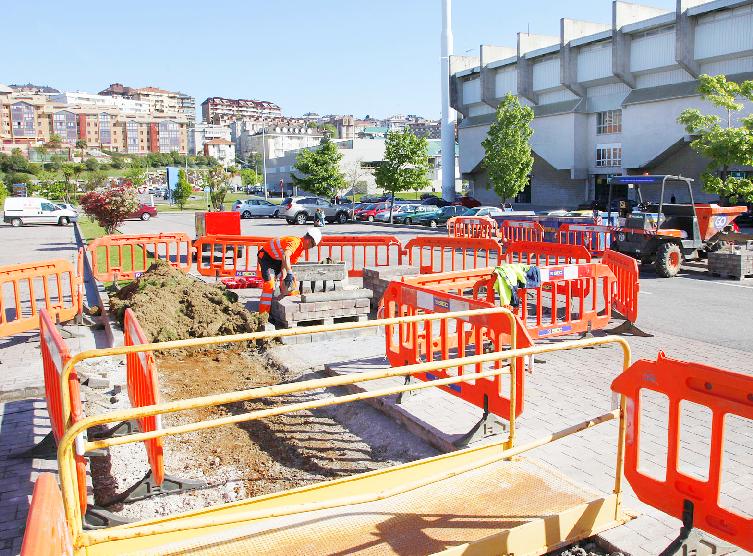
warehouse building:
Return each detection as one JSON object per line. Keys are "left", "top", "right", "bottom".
{"left": 452, "top": 0, "right": 753, "bottom": 209}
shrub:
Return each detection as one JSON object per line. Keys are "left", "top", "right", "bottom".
{"left": 80, "top": 181, "right": 139, "bottom": 234}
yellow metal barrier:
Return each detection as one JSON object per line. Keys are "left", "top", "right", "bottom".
{"left": 54, "top": 325, "right": 631, "bottom": 554}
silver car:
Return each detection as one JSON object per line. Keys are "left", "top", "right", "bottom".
{"left": 235, "top": 198, "right": 279, "bottom": 219}
{"left": 280, "top": 196, "right": 351, "bottom": 225}
{"left": 375, "top": 204, "right": 417, "bottom": 222}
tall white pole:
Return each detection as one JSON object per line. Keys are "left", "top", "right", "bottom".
{"left": 441, "top": 0, "right": 456, "bottom": 202}
{"left": 261, "top": 117, "right": 268, "bottom": 199}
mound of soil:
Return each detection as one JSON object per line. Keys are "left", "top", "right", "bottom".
{"left": 110, "top": 261, "right": 263, "bottom": 341}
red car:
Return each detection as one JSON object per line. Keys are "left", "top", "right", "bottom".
{"left": 357, "top": 202, "right": 390, "bottom": 222}
{"left": 454, "top": 195, "right": 482, "bottom": 208}
{"left": 129, "top": 204, "right": 158, "bottom": 221}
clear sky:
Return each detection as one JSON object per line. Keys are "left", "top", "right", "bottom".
{"left": 6, "top": 0, "right": 678, "bottom": 120}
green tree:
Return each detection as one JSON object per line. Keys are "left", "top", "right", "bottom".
{"left": 75, "top": 139, "right": 87, "bottom": 159}
{"left": 46, "top": 134, "right": 63, "bottom": 149}
{"left": 204, "top": 166, "right": 229, "bottom": 210}
{"left": 292, "top": 138, "right": 346, "bottom": 198}
{"left": 240, "top": 168, "right": 260, "bottom": 186}
{"left": 172, "top": 169, "right": 193, "bottom": 209}
{"left": 319, "top": 123, "right": 337, "bottom": 138}
{"left": 481, "top": 93, "right": 534, "bottom": 202}
{"left": 0, "top": 178, "right": 8, "bottom": 205}
{"left": 678, "top": 74, "right": 753, "bottom": 203}
{"left": 84, "top": 157, "right": 99, "bottom": 172}
{"left": 125, "top": 166, "right": 146, "bottom": 188}
{"left": 375, "top": 129, "right": 432, "bottom": 222}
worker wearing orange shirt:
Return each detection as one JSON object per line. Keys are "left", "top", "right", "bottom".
{"left": 257, "top": 228, "right": 322, "bottom": 314}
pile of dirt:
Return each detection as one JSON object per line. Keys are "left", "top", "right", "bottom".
{"left": 110, "top": 261, "right": 263, "bottom": 341}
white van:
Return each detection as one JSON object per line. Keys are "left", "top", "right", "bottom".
{"left": 3, "top": 197, "right": 79, "bottom": 227}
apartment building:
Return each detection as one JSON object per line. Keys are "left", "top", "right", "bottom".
{"left": 451, "top": 0, "right": 753, "bottom": 209}
{"left": 203, "top": 138, "right": 235, "bottom": 167}
{"left": 189, "top": 123, "right": 233, "bottom": 155}
{"left": 201, "top": 97, "right": 282, "bottom": 125}
{"left": 231, "top": 120, "right": 323, "bottom": 161}
{"left": 100, "top": 83, "right": 196, "bottom": 125}
{"left": 0, "top": 87, "right": 189, "bottom": 155}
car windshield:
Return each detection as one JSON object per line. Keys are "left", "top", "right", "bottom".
{"left": 440, "top": 207, "right": 454, "bottom": 215}
{"left": 362, "top": 204, "right": 375, "bottom": 210}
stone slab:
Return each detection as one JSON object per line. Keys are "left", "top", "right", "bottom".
{"left": 300, "top": 288, "right": 373, "bottom": 303}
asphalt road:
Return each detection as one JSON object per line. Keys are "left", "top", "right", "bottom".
{"left": 123, "top": 210, "right": 753, "bottom": 352}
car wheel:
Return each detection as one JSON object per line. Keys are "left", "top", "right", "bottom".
{"left": 368, "top": 215, "right": 375, "bottom": 222}
{"left": 10, "top": 218, "right": 22, "bottom": 227}
{"left": 655, "top": 242, "right": 682, "bottom": 278}
{"left": 429, "top": 220, "right": 438, "bottom": 228}
{"left": 242, "top": 210, "right": 252, "bottom": 219}
{"left": 337, "top": 212, "right": 347, "bottom": 224}
{"left": 295, "top": 212, "right": 308, "bottom": 225}
{"left": 58, "top": 217, "right": 70, "bottom": 226}
{"left": 404, "top": 218, "right": 411, "bottom": 225}
{"left": 141, "top": 212, "right": 151, "bottom": 221}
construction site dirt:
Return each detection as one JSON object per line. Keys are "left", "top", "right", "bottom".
{"left": 84, "top": 345, "right": 438, "bottom": 521}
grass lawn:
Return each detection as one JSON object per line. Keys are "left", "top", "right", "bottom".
{"left": 78, "top": 216, "right": 152, "bottom": 277}
{"left": 157, "top": 192, "right": 283, "bottom": 212}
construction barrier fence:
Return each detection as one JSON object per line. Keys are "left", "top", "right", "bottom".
{"left": 87, "top": 233, "right": 193, "bottom": 282}
{"left": 499, "top": 220, "right": 544, "bottom": 245}
{"left": 381, "top": 280, "right": 533, "bottom": 420}
{"left": 504, "top": 241, "right": 592, "bottom": 266}
{"left": 19, "top": 474, "right": 72, "bottom": 556}
{"left": 446, "top": 216, "right": 499, "bottom": 239}
{"left": 39, "top": 309, "right": 88, "bottom": 513}
{"left": 612, "top": 352, "right": 753, "bottom": 552}
{"left": 558, "top": 224, "right": 613, "bottom": 257}
{"left": 194, "top": 235, "right": 268, "bottom": 277}
{"left": 301, "top": 235, "right": 403, "bottom": 278}
{"left": 0, "top": 258, "right": 82, "bottom": 337}
{"left": 404, "top": 236, "right": 503, "bottom": 274}
{"left": 602, "top": 249, "right": 640, "bottom": 325}
{"left": 124, "top": 309, "right": 165, "bottom": 486}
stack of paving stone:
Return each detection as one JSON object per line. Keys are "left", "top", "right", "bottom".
{"left": 270, "top": 262, "right": 373, "bottom": 328}
{"left": 362, "top": 265, "right": 420, "bottom": 312}
{"left": 708, "top": 246, "right": 753, "bottom": 280}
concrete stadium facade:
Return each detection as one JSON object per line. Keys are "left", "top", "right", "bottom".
{"left": 452, "top": 0, "right": 753, "bottom": 209}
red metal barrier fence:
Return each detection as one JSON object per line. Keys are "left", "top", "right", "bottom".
{"left": 602, "top": 249, "right": 640, "bottom": 325}
{"left": 557, "top": 224, "right": 612, "bottom": 257}
{"left": 87, "top": 233, "right": 193, "bottom": 281}
{"left": 124, "top": 308, "right": 164, "bottom": 485}
{"left": 0, "top": 259, "right": 81, "bottom": 337}
{"left": 194, "top": 235, "right": 268, "bottom": 277}
{"left": 504, "top": 241, "right": 592, "bottom": 266}
{"left": 447, "top": 216, "right": 499, "bottom": 239}
{"left": 612, "top": 353, "right": 753, "bottom": 552}
{"left": 381, "top": 281, "right": 533, "bottom": 419}
{"left": 39, "top": 309, "right": 88, "bottom": 513}
{"left": 499, "top": 221, "right": 544, "bottom": 245}
{"left": 404, "top": 236, "right": 503, "bottom": 274}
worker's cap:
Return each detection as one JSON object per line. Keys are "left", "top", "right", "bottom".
{"left": 305, "top": 228, "right": 322, "bottom": 246}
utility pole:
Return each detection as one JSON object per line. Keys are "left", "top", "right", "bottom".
{"left": 441, "top": 0, "right": 456, "bottom": 202}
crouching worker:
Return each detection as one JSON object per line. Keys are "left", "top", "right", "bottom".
{"left": 257, "top": 228, "right": 322, "bottom": 314}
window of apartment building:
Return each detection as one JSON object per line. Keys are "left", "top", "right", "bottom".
{"left": 10, "top": 102, "right": 35, "bottom": 137}
{"left": 126, "top": 121, "right": 140, "bottom": 154}
{"left": 158, "top": 120, "right": 180, "bottom": 152}
{"left": 53, "top": 111, "right": 78, "bottom": 144}
{"left": 99, "top": 113, "right": 111, "bottom": 144}
{"left": 596, "top": 143, "right": 622, "bottom": 167}
{"left": 596, "top": 110, "right": 622, "bottom": 134}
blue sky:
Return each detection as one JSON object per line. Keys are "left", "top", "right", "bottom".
{"left": 7, "top": 0, "right": 678, "bottom": 119}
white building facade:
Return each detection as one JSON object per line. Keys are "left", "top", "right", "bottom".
{"left": 189, "top": 123, "right": 233, "bottom": 155}
{"left": 452, "top": 0, "right": 753, "bottom": 209}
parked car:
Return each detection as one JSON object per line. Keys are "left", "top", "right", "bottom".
{"left": 454, "top": 195, "right": 482, "bottom": 208}
{"left": 360, "top": 194, "right": 389, "bottom": 203}
{"left": 353, "top": 203, "right": 375, "bottom": 218}
{"left": 280, "top": 196, "right": 350, "bottom": 225}
{"left": 375, "top": 204, "right": 417, "bottom": 222}
{"left": 415, "top": 205, "right": 473, "bottom": 228}
{"left": 235, "top": 198, "right": 279, "bottom": 219}
{"left": 467, "top": 206, "right": 505, "bottom": 217}
{"left": 3, "top": 197, "right": 78, "bottom": 227}
{"left": 421, "top": 196, "right": 452, "bottom": 208}
{"left": 394, "top": 204, "right": 437, "bottom": 224}
{"left": 129, "top": 204, "right": 158, "bottom": 221}
{"left": 55, "top": 203, "right": 78, "bottom": 214}
{"left": 357, "top": 202, "right": 391, "bottom": 222}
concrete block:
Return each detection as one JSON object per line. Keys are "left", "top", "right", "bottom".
{"left": 87, "top": 376, "right": 110, "bottom": 389}
{"left": 292, "top": 262, "right": 347, "bottom": 281}
{"left": 300, "top": 288, "right": 373, "bottom": 303}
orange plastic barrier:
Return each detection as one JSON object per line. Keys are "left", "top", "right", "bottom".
{"left": 558, "top": 223, "right": 613, "bottom": 256}
{"left": 381, "top": 281, "right": 533, "bottom": 419}
{"left": 124, "top": 309, "right": 164, "bottom": 485}
{"left": 404, "top": 236, "right": 503, "bottom": 274}
{"left": 195, "top": 234, "right": 404, "bottom": 278}
{"left": 447, "top": 216, "right": 499, "bottom": 239}
{"left": 612, "top": 353, "right": 753, "bottom": 552}
{"left": 504, "top": 241, "right": 592, "bottom": 266}
{"left": 20, "top": 473, "right": 73, "bottom": 556}
{"left": 602, "top": 249, "right": 639, "bottom": 324}
{"left": 39, "top": 309, "right": 87, "bottom": 513}
{"left": 499, "top": 220, "right": 544, "bottom": 245}
{"left": 301, "top": 235, "right": 403, "bottom": 277}
{"left": 88, "top": 233, "right": 193, "bottom": 281}
{"left": 0, "top": 259, "right": 81, "bottom": 337}
{"left": 194, "top": 235, "right": 268, "bottom": 277}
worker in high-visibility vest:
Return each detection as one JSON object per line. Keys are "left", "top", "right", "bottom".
{"left": 257, "top": 228, "right": 322, "bottom": 314}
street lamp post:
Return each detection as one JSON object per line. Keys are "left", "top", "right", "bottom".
{"left": 441, "top": 0, "right": 456, "bottom": 202}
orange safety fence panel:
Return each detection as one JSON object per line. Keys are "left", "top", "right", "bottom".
{"left": 301, "top": 235, "right": 403, "bottom": 278}
{"left": 39, "top": 309, "right": 87, "bottom": 513}
{"left": 612, "top": 353, "right": 753, "bottom": 552}
{"left": 499, "top": 220, "right": 544, "bottom": 245}
{"left": 87, "top": 233, "right": 193, "bottom": 281}
{"left": 194, "top": 235, "right": 268, "bottom": 277}
{"left": 504, "top": 241, "right": 592, "bottom": 266}
{"left": 0, "top": 259, "right": 80, "bottom": 337}
{"left": 473, "top": 263, "right": 615, "bottom": 339}
{"left": 402, "top": 267, "right": 495, "bottom": 298}
{"left": 558, "top": 223, "right": 613, "bottom": 257}
{"left": 446, "top": 216, "right": 499, "bottom": 239}
{"left": 602, "top": 249, "right": 639, "bottom": 324}
{"left": 404, "top": 236, "right": 503, "bottom": 274}
{"left": 20, "top": 473, "right": 74, "bottom": 556}
{"left": 381, "top": 280, "right": 533, "bottom": 419}
{"left": 124, "top": 308, "right": 164, "bottom": 485}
